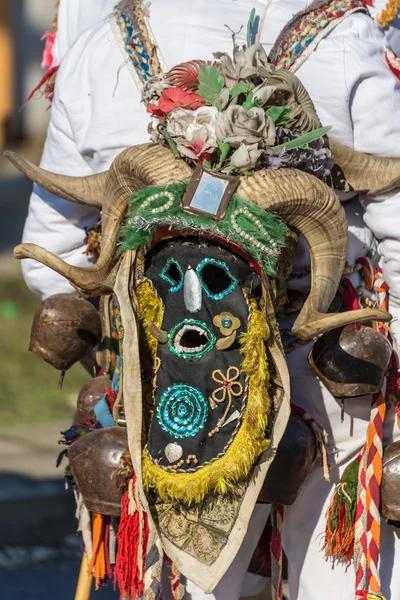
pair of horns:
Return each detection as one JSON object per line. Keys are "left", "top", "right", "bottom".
{"left": 8, "top": 141, "right": 395, "bottom": 338}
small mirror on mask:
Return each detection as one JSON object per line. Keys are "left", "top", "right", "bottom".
{"left": 182, "top": 164, "right": 239, "bottom": 221}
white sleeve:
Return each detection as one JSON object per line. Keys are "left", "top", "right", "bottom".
{"left": 21, "top": 68, "right": 99, "bottom": 299}
{"left": 344, "top": 15, "right": 400, "bottom": 349}
{"left": 54, "top": 0, "right": 116, "bottom": 63}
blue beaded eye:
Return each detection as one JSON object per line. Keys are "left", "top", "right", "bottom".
{"left": 195, "top": 258, "right": 238, "bottom": 300}
{"left": 160, "top": 258, "right": 184, "bottom": 293}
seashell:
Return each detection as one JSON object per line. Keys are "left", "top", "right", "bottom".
{"left": 166, "top": 60, "right": 216, "bottom": 92}
{"left": 165, "top": 443, "right": 184, "bottom": 464}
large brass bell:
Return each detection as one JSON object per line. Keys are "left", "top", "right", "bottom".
{"left": 68, "top": 426, "right": 127, "bottom": 516}
{"left": 30, "top": 293, "right": 102, "bottom": 371}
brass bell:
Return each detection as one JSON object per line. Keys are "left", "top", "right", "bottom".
{"left": 75, "top": 375, "right": 112, "bottom": 423}
{"left": 68, "top": 426, "right": 128, "bottom": 516}
{"left": 381, "top": 441, "right": 400, "bottom": 525}
{"left": 30, "top": 293, "right": 102, "bottom": 371}
{"left": 259, "top": 413, "right": 317, "bottom": 505}
{"left": 309, "top": 324, "right": 392, "bottom": 398}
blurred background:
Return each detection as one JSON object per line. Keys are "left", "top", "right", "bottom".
{"left": 0, "top": 2, "right": 115, "bottom": 597}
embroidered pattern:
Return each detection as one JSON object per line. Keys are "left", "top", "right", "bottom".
{"left": 196, "top": 258, "right": 238, "bottom": 300}
{"left": 270, "top": 0, "right": 368, "bottom": 72}
{"left": 156, "top": 384, "right": 209, "bottom": 438}
{"left": 208, "top": 367, "right": 243, "bottom": 435}
{"left": 155, "top": 491, "right": 244, "bottom": 565}
{"left": 210, "top": 367, "right": 243, "bottom": 407}
{"left": 114, "top": 6, "right": 156, "bottom": 83}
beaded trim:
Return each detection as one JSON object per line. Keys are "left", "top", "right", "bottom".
{"left": 270, "top": 0, "right": 367, "bottom": 72}
{"left": 145, "top": 288, "right": 252, "bottom": 473}
{"left": 195, "top": 258, "right": 238, "bottom": 300}
{"left": 160, "top": 257, "right": 184, "bottom": 293}
{"left": 114, "top": 6, "right": 156, "bottom": 83}
{"left": 156, "top": 384, "right": 209, "bottom": 438}
{"left": 230, "top": 206, "right": 279, "bottom": 257}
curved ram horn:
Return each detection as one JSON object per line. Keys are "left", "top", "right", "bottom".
{"left": 330, "top": 140, "right": 400, "bottom": 196}
{"left": 4, "top": 151, "right": 107, "bottom": 209}
{"left": 237, "top": 168, "right": 390, "bottom": 339}
{"left": 13, "top": 144, "right": 191, "bottom": 295}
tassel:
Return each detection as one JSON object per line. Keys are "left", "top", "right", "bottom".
{"left": 323, "top": 458, "right": 360, "bottom": 561}
{"left": 24, "top": 65, "right": 59, "bottom": 107}
{"left": 41, "top": 29, "right": 57, "bottom": 69}
{"left": 115, "top": 476, "right": 150, "bottom": 600}
{"left": 88, "top": 513, "right": 108, "bottom": 588}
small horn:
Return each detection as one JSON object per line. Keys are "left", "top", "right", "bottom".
{"left": 4, "top": 151, "right": 106, "bottom": 209}
{"left": 148, "top": 321, "right": 168, "bottom": 343}
{"left": 216, "top": 331, "right": 236, "bottom": 350}
{"left": 12, "top": 144, "right": 191, "bottom": 294}
{"left": 330, "top": 140, "right": 400, "bottom": 196}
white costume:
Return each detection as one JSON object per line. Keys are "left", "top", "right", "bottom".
{"left": 52, "top": 0, "right": 117, "bottom": 66}
{"left": 21, "top": 1, "right": 400, "bottom": 599}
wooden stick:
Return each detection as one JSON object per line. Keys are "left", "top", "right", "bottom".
{"left": 74, "top": 552, "right": 93, "bottom": 600}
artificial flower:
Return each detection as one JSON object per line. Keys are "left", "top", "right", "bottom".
{"left": 252, "top": 81, "right": 276, "bottom": 106}
{"left": 166, "top": 106, "right": 218, "bottom": 161}
{"left": 166, "top": 60, "right": 212, "bottom": 92}
{"left": 147, "top": 87, "right": 205, "bottom": 117}
{"left": 216, "top": 105, "right": 276, "bottom": 148}
{"left": 141, "top": 77, "right": 171, "bottom": 106}
{"left": 213, "top": 313, "right": 241, "bottom": 336}
{"left": 213, "top": 42, "right": 271, "bottom": 87}
{"left": 229, "top": 143, "right": 263, "bottom": 172}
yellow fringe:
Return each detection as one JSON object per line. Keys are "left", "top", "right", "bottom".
{"left": 136, "top": 279, "right": 164, "bottom": 359}
{"left": 142, "top": 296, "right": 271, "bottom": 505}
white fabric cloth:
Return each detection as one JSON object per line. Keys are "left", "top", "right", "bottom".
{"left": 20, "top": 1, "right": 400, "bottom": 598}
{"left": 53, "top": 0, "right": 117, "bottom": 65}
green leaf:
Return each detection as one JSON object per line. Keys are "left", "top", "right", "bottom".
{"left": 229, "top": 82, "right": 251, "bottom": 98}
{"left": 197, "top": 65, "right": 225, "bottom": 104}
{"left": 221, "top": 166, "right": 237, "bottom": 175}
{"left": 243, "top": 92, "right": 255, "bottom": 110}
{"left": 247, "top": 8, "right": 256, "bottom": 48}
{"left": 272, "top": 126, "right": 332, "bottom": 151}
{"left": 203, "top": 159, "right": 212, "bottom": 169}
{"left": 217, "top": 139, "right": 231, "bottom": 162}
{"left": 266, "top": 106, "right": 291, "bottom": 126}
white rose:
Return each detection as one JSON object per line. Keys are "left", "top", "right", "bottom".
{"left": 229, "top": 143, "right": 263, "bottom": 172}
{"left": 167, "top": 107, "right": 218, "bottom": 161}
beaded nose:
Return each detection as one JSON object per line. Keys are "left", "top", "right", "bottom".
{"left": 184, "top": 266, "right": 202, "bottom": 313}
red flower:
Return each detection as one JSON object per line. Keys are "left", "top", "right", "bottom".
{"left": 147, "top": 87, "right": 205, "bottom": 118}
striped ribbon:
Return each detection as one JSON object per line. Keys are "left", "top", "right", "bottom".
{"left": 354, "top": 392, "right": 387, "bottom": 600}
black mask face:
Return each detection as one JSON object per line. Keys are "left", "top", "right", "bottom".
{"left": 144, "top": 237, "right": 260, "bottom": 469}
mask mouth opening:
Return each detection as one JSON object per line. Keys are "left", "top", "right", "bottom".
{"left": 169, "top": 320, "right": 216, "bottom": 359}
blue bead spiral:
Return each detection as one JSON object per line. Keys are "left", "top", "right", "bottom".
{"left": 156, "top": 384, "right": 209, "bottom": 439}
